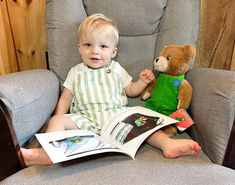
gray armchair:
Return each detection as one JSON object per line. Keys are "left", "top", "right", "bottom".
{"left": 1, "top": 0, "right": 235, "bottom": 184}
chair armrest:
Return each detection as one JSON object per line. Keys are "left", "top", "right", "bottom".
{"left": 0, "top": 99, "right": 25, "bottom": 180}
{"left": 0, "top": 69, "right": 59, "bottom": 146}
{"left": 186, "top": 68, "right": 235, "bottom": 166}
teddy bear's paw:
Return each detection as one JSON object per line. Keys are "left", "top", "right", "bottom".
{"left": 142, "top": 92, "right": 151, "bottom": 100}
{"left": 177, "top": 101, "right": 181, "bottom": 109}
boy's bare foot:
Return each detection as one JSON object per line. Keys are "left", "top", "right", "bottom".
{"left": 147, "top": 130, "right": 201, "bottom": 158}
{"left": 161, "top": 139, "right": 201, "bottom": 158}
{"left": 21, "top": 148, "right": 53, "bottom": 166}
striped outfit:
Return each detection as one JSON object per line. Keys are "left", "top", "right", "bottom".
{"left": 63, "top": 60, "right": 132, "bottom": 135}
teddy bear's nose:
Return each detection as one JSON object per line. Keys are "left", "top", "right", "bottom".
{"left": 155, "top": 58, "right": 159, "bottom": 63}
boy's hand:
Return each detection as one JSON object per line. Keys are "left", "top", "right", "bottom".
{"left": 140, "top": 69, "right": 155, "bottom": 84}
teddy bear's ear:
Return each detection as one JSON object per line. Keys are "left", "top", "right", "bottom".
{"left": 183, "top": 44, "right": 196, "bottom": 60}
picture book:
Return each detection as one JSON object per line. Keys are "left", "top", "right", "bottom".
{"left": 36, "top": 106, "right": 179, "bottom": 164}
{"left": 169, "top": 109, "right": 195, "bottom": 132}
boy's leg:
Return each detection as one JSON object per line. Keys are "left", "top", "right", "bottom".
{"left": 46, "top": 114, "right": 78, "bottom": 132}
{"left": 146, "top": 130, "right": 201, "bottom": 158}
{"left": 21, "top": 115, "right": 78, "bottom": 166}
{"left": 21, "top": 147, "right": 53, "bottom": 166}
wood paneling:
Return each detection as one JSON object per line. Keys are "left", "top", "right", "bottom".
{"left": 1, "top": 0, "right": 234, "bottom": 74}
{"left": 195, "top": 0, "right": 235, "bottom": 71}
{"left": 0, "top": 0, "right": 19, "bottom": 76}
{"left": 6, "top": 0, "right": 47, "bottom": 71}
{"left": 230, "top": 44, "right": 235, "bottom": 71}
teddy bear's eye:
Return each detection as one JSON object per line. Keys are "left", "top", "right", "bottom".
{"left": 167, "top": 56, "right": 171, "bottom": 60}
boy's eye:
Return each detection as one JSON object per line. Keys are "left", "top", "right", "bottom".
{"left": 84, "top": 43, "right": 91, "bottom": 47}
{"left": 101, "top": 45, "right": 108, "bottom": 48}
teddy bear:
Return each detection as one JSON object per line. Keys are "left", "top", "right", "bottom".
{"left": 140, "top": 44, "right": 196, "bottom": 137}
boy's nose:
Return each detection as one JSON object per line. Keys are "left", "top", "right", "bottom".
{"left": 91, "top": 46, "right": 99, "bottom": 54}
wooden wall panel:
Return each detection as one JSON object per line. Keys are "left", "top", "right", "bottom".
{"left": 231, "top": 45, "right": 235, "bottom": 71}
{"left": 0, "top": 0, "right": 19, "bottom": 76}
{"left": 6, "top": 0, "right": 47, "bottom": 71}
{"left": 1, "top": 0, "right": 234, "bottom": 74}
{"left": 195, "top": 0, "right": 235, "bottom": 71}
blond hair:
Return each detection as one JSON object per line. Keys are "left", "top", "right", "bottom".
{"left": 78, "top": 14, "right": 119, "bottom": 45}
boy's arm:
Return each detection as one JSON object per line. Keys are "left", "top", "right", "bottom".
{"left": 124, "top": 69, "right": 155, "bottom": 97}
{"left": 54, "top": 88, "right": 73, "bottom": 115}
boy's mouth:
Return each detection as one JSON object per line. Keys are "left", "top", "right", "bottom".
{"left": 90, "top": 58, "right": 100, "bottom": 62}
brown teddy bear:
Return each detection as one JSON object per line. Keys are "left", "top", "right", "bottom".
{"left": 140, "top": 44, "right": 196, "bottom": 136}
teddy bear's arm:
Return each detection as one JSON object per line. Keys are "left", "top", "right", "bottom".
{"left": 140, "top": 79, "right": 157, "bottom": 100}
{"left": 177, "top": 79, "right": 193, "bottom": 109}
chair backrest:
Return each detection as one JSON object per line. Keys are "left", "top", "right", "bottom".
{"left": 45, "top": 0, "right": 200, "bottom": 106}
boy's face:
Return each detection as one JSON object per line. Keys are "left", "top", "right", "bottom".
{"left": 78, "top": 27, "right": 117, "bottom": 69}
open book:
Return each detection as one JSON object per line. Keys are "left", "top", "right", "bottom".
{"left": 36, "top": 106, "right": 178, "bottom": 164}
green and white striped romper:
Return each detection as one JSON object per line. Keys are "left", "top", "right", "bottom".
{"left": 63, "top": 60, "right": 132, "bottom": 135}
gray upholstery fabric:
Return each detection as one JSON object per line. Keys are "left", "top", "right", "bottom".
{"left": 186, "top": 68, "right": 235, "bottom": 165}
{"left": 155, "top": 0, "right": 200, "bottom": 69}
{"left": 46, "top": 0, "right": 86, "bottom": 86}
{"left": 116, "top": 34, "right": 158, "bottom": 107}
{"left": 46, "top": 0, "right": 200, "bottom": 89}
{"left": 116, "top": 34, "right": 158, "bottom": 82}
{"left": 1, "top": 135, "right": 235, "bottom": 185}
{"left": 0, "top": 70, "right": 59, "bottom": 146}
{"left": 83, "top": 0, "right": 167, "bottom": 36}
{"left": 2, "top": 0, "right": 235, "bottom": 184}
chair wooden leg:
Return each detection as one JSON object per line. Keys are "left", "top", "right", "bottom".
{"left": 223, "top": 119, "right": 235, "bottom": 170}
{"left": 0, "top": 99, "right": 26, "bottom": 181}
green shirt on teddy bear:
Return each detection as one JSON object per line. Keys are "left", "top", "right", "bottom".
{"left": 146, "top": 73, "right": 185, "bottom": 116}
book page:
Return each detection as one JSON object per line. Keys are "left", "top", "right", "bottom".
{"left": 36, "top": 129, "right": 123, "bottom": 163}
{"left": 101, "top": 106, "right": 178, "bottom": 159}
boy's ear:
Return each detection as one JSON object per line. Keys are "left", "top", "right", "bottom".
{"left": 112, "top": 47, "right": 118, "bottom": 58}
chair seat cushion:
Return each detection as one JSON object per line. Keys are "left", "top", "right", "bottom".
{"left": 1, "top": 133, "right": 235, "bottom": 185}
